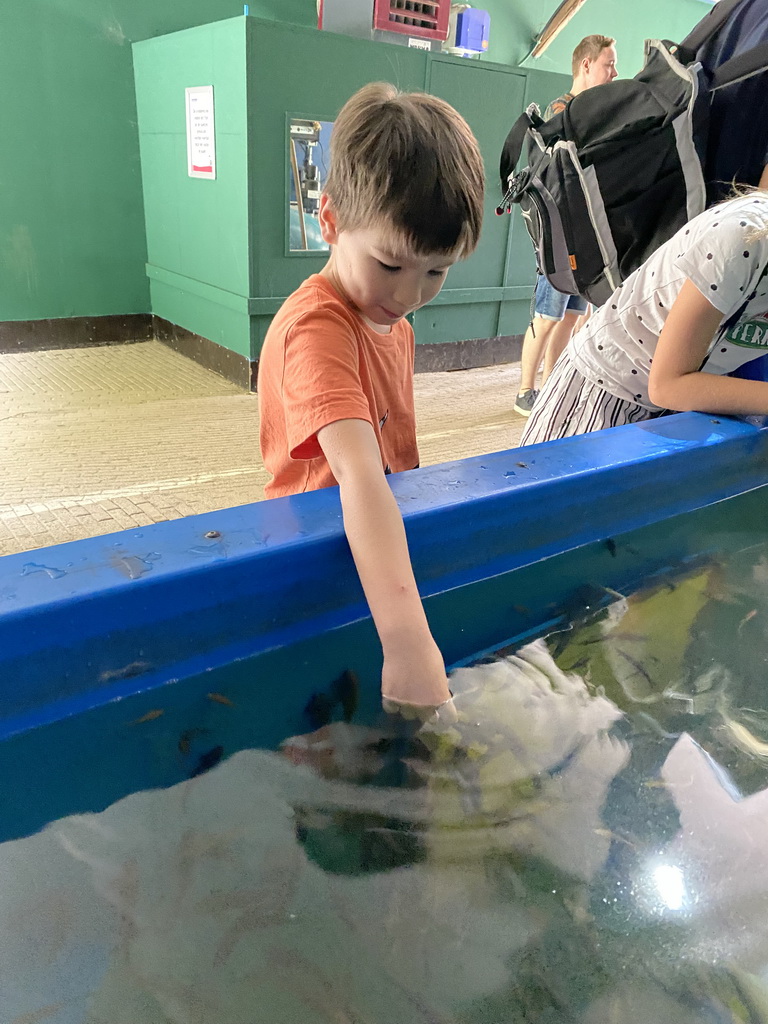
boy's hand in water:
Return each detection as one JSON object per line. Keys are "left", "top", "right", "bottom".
{"left": 317, "top": 421, "right": 456, "bottom": 724}
{"left": 381, "top": 634, "right": 458, "bottom": 723}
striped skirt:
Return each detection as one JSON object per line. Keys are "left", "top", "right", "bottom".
{"left": 520, "top": 349, "right": 656, "bottom": 446}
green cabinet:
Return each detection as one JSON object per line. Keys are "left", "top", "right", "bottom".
{"left": 134, "top": 16, "right": 568, "bottom": 379}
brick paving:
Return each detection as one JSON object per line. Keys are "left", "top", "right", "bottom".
{"left": 0, "top": 340, "right": 526, "bottom": 557}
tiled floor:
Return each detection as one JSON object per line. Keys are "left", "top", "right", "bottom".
{"left": 0, "top": 340, "right": 527, "bottom": 557}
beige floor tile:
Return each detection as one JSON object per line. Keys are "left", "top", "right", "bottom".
{"left": 0, "top": 341, "right": 528, "bottom": 557}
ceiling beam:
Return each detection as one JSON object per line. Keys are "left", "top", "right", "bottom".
{"left": 531, "top": 0, "right": 592, "bottom": 58}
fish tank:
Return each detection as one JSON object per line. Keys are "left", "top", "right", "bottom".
{"left": 2, "top": 412, "right": 768, "bottom": 1022}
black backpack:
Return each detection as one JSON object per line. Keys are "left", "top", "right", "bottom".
{"left": 498, "top": 0, "right": 768, "bottom": 306}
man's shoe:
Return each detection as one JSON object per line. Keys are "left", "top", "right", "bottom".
{"left": 514, "top": 389, "right": 539, "bottom": 417}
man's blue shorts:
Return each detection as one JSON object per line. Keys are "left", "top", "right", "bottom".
{"left": 534, "top": 274, "right": 589, "bottom": 321}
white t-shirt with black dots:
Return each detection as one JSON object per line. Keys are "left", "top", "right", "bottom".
{"left": 570, "top": 195, "right": 768, "bottom": 409}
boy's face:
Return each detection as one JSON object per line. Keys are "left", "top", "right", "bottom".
{"left": 319, "top": 198, "right": 458, "bottom": 330}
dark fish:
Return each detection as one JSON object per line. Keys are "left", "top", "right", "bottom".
{"left": 178, "top": 727, "right": 210, "bottom": 755}
{"left": 334, "top": 669, "right": 359, "bottom": 722}
{"left": 604, "top": 538, "right": 617, "bottom": 558}
{"left": 190, "top": 745, "right": 224, "bottom": 778}
{"left": 304, "top": 669, "right": 360, "bottom": 728}
{"left": 303, "top": 692, "right": 336, "bottom": 729}
{"left": 615, "top": 647, "right": 655, "bottom": 688}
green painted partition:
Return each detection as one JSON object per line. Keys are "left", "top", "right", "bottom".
{"left": 0, "top": 0, "right": 317, "bottom": 326}
{"left": 0, "top": 1, "right": 149, "bottom": 322}
{"left": 135, "top": 18, "right": 252, "bottom": 356}
{"left": 134, "top": 16, "right": 570, "bottom": 369}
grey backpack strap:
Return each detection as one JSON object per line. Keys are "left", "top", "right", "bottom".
{"left": 498, "top": 106, "right": 544, "bottom": 196}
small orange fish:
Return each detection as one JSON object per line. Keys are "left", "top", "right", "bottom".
{"left": 593, "top": 828, "right": 637, "bottom": 849}
{"left": 207, "top": 692, "right": 235, "bottom": 707}
{"left": 738, "top": 609, "right": 758, "bottom": 633}
{"left": 127, "top": 709, "right": 164, "bottom": 726}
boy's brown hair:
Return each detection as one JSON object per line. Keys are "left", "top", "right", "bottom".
{"left": 572, "top": 34, "right": 616, "bottom": 77}
{"left": 324, "top": 82, "right": 484, "bottom": 257}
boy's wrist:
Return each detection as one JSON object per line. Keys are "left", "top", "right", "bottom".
{"left": 378, "top": 616, "right": 434, "bottom": 651}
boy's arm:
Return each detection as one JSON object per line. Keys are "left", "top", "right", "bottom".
{"left": 648, "top": 279, "right": 768, "bottom": 415}
{"left": 317, "top": 417, "right": 452, "bottom": 710}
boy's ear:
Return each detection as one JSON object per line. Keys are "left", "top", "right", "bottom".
{"left": 318, "top": 194, "right": 340, "bottom": 246}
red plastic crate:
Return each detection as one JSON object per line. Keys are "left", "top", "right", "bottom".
{"left": 373, "top": 0, "right": 451, "bottom": 41}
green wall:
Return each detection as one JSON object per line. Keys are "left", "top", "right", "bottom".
{"left": 2, "top": 0, "right": 709, "bottom": 325}
{"left": 0, "top": 1, "right": 147, "bottom": 321}
{"left": 0, "top": 0, "right": 314, "bottom": 323}
{"left": 135, "top": 19, "right": 252, "bottom": 356}
{"left": 483, "top": 0, "right": 710, "bottom": 76}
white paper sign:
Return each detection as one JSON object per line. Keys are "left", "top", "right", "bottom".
{"left": 408, "top": 37, "right": 431, "bottom": 50}
{"left": 185, "top": 86, "right": 216, "bottom": 180}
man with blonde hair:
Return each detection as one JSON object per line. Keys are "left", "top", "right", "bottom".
{"left": 259, "top": 83, "right": 484, "bottom": 720}
{"left": 514, "top": 34, "right": 618, "bottom": 417}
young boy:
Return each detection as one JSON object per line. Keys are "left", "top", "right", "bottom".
{"left": 258, "top": 83, "right": 485, "bottom": 720}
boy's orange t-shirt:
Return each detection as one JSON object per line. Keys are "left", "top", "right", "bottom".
{"left": 258, "top": 274, "right": 419, "bottom": 498}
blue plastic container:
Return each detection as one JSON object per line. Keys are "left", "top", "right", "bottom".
{"left": 456, "top": 8, "right": 490, "bottom": 53}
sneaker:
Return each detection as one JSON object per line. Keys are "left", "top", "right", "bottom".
{"left": 514, "top": 388, "right": 539, "bottom": 417}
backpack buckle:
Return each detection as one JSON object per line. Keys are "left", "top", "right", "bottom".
{"left": 495, "top": 171, "right": 527, "bottom": 215}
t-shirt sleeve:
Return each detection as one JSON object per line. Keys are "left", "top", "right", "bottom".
{"left": 281, "top": 308, "right": 374, "bottom": 460}
{"left": 543, "top": 93, "right": 572, "bottom": 121}
{"left": 543, "top": 97, "right": 566, "bottom": 121}
{"left": 675, "top": 206, "right": 768, "bottom": 318}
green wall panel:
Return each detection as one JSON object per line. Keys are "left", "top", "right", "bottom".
{"left": 0, "top": 2, "right": 148, "bottom": 320}
{"left": 113, "top": 0, "right": 315, "bottom": 40}
{"left": 135, "top": 18, "right": 249, "bottom": 297}
{"left": 414, "top": 301, "right": 502, "bottom": 350}
{"left": 497, "top": 299, "right": 536, "bottom": 338}
{"left": 149, "top": 279, "right": 251, "bottom": 358}
{"left": 1, "top": 0, "right": 311, "bottom": 324}
{"left": 426, "top": 60, "right": 526, "bottom": 292}
{"left": 248, "top": 20, "right": 428, "bottom": 304}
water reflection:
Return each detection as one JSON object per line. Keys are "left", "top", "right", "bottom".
{"left": 4, "top": 548, "right": 768, "bottom": 1021}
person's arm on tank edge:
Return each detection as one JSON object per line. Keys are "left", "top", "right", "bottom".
{"left": 648, "top": 279, "right": 768, "bottom": 416}
{"left": 317, "top": 417, "right": 452, "bottom": 710}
